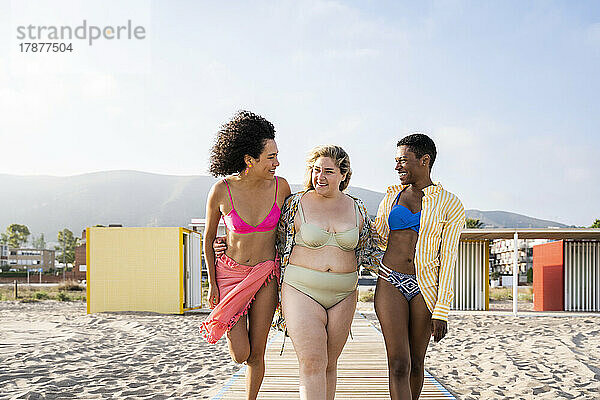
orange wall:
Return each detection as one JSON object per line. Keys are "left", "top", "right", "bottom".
{"left": 533, "top": 240, "right": 564, "bottom": 311}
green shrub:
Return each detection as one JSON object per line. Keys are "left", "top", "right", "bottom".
{"left": 358, "top": 289, "right": 374, "bottom": 302}
{"left": 527, "top": 268, "right": 533, "bottom": 283}
{"left": 33, "top": 291, "right": 50, "bottom": 300}
{"left": 57, "top": 292, "right": 71, "bottom": 302}
{"left": 518, "top": 291, "right": 533, "bottom": 302}
{"left": 490, "top": 287, "right": 533, "bottom": 302}
{"left": 68, "top": 293, "right": 86, "bottom": 302}
{"left": 58, "top": 280, "right": 84, "bottom": 291}
{"left": 0, "top": 272, "right": 28, "bottom": 277}
{"left": 489, "top": 287, "right": 512, "bottom": 301}
{"left": 518, "top": 286, "right": 533, "bottom": 302}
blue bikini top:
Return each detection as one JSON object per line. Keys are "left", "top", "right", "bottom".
{"left": 388, "top": 193, "right": 421, "bottom": 232}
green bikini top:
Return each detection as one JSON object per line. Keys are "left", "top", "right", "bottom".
{"left": 294, "top": 200, "right": 360, "bottom": 251}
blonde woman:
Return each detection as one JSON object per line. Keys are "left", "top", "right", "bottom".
{"left": 277, "top": 145, "right": 380, "bottom": 400}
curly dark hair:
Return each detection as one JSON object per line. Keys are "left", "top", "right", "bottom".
{"left": 209, "top": 111, "right": 276, "bottom": 176}
{"left": 397, "top": 133, "right": 437, "bottom": 168}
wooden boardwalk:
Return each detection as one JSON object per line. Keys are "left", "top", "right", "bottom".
{"left": 211, "top": 313, "right": 455, "bottom": 399}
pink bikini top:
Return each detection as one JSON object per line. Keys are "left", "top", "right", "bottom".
{"left": 222, "top": 177, "right": 281, "bottom": 234}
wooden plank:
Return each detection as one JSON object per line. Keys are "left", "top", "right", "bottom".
{"left": 211, "top": 313, "right": 455, "bottom": 399}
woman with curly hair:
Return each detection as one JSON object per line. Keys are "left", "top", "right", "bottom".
{"left": 200, "top": 110, "right": 291, "bottom": 400}
{"left": 277, "top": 145, "right": 380, "bottom": 400}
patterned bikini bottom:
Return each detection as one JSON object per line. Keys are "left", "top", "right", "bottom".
{"left": 378, "top": 264, "right": 421, "bottom": 302}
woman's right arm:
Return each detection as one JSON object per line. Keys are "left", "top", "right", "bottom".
{"left": 204, "top": 182, "right": 223, "bottom": 307}
{"left": 374, "top": 191, "right": 391, "bottom": 251}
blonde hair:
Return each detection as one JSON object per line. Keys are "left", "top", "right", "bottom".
{"left": 304, "top": 145, "right": 352, "bottom": 191}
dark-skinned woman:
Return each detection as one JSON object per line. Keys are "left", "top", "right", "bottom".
{"left": 374, "top": 133, "right": 465, "bottom": 400}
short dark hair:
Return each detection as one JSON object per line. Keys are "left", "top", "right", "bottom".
{"left": 397, "top": 133, "right": 437, "bottom": 168}
{"left": 209, "top": 110, "right": 276, "bottom": 176}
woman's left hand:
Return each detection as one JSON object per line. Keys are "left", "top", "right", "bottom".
{"left": 431, "top": 319, "right": 447, "bottom": 342}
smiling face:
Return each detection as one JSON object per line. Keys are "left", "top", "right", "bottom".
{"left": 395, "top": 145, "right": 429, "bottom": 184}
{"left": 311, "top": 156, "right": 345, "bottom": 196}
{"left": 247, "top": 139, "right": 279, "bottom": 180}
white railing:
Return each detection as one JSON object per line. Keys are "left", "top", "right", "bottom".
{"left": 453, "top": 240, "right": 488, "bottom": 311}
{"left": 564, "top": 241, "right": 600, "bottom": 311}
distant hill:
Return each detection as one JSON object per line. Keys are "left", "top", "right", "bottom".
{"left": 0, "top": 171, "right": 571, "bottom": 242}
{"left": 465, "top": 209, "right": 570, "bottom": 229}
{"left": 0, "top": 171, "right": 385, "bottom": 241}
{"left": 0, "top": 171, "right": 217, "bottom": 241}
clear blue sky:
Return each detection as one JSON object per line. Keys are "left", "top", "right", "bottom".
{"left": 1, "top": 0, "right": 599, "bottom": 226}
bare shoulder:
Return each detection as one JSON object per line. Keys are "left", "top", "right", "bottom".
{"left": 208, "top": 179, "right": 228, "bottom": 201}
{"left": 276, "top": 176, "right": 292, "bottom": 199}
{"left": 346, "top": 194, "right": 366, "bottom": 220}
{"left": 276, "top": 175, "right": 288, "bottom": 184}
{"left": 212, "top": 178, "right": 227, "bottom": 191}
{"left": 344, "top": 192, "right": 356, "bottom": 205}
{"left": 346, "top": 193, "right": 365, "bottom": 208}
{"left": 346, "top": 194, "right": 368, "bottom": 229}
{"left": 276, "top": 176, "right": 291, "bottom": 189}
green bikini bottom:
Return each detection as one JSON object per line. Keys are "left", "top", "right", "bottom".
{"left": 283, "top": 264, "right": 358, "bottom": 309}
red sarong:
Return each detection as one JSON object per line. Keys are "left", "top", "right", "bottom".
{"left": 199, "top": 254, "right": 279, "bottom": 344}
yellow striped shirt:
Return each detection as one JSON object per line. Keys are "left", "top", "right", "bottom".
{"left": 374, "top": 183, "right": 465, "bottom": 321}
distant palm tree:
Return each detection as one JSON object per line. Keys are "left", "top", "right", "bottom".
{"left": 591, "top": 219, "right": 600, "bottom": 228}
{"left": 466, "top": 218, "right": 484, "bottom": 229}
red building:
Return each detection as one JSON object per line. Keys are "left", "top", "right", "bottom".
{"left": 71, "top": 230, "right": 87, "bottom": 281}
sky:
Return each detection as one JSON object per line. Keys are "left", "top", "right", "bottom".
{"left": 0, "top": 0, "right": 599, "bottom": 226}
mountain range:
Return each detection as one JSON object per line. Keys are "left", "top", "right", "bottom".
{"left": 0, "top": 170, "right": 570, "bottom": 242}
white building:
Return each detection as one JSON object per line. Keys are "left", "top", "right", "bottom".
{"left": 490, "top": 238, "right": 549, "bottom": 274}
{"left": 0, "top": 244, "right": 8, "bottom": 268}
{"left": 5, "top": 248, "right": 55, "bottom": 271}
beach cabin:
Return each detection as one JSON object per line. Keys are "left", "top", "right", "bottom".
{"left": 454, "top": 239, "right": 490, "bottom": 311}
{"left": 534, "top": 239, "right": 600, "bottom": 312}
{"left": 86, "top": 227, "right": 204, "bottom": 314}
{"left": 461, "top": 229, "right": 600, "bottom": 314}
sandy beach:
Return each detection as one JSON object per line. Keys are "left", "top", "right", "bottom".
{"left": 1, "top": 300, "right": 599, "bottom": 399}
{"left": 0, "top": 301, "right": 239, "bottom": 400}
{"left": 433, "top": 312, "right": 600, "bottom": 399}
{"left": 361, "top": 308, "right": 600, "bottom": 399}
